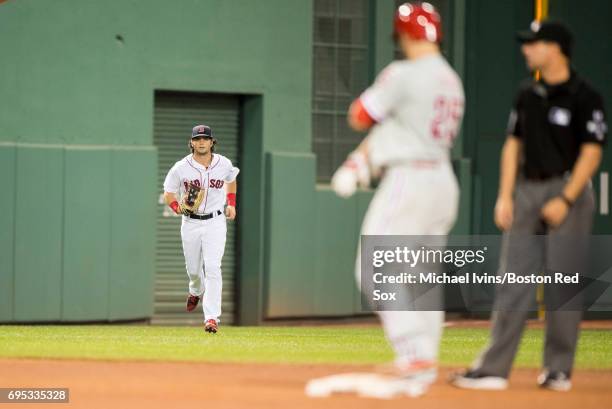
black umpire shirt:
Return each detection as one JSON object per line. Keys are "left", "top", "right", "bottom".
{"left": 507, "top": 71, "right": 608, "bottom": 180}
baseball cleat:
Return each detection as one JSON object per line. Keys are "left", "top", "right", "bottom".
{"left": 378, "top": 359, "right": 437, "bottom": 385}
{"left": 186, "top": 294, "right": 200, "bottom": 312}
{"left": 204, "top": 319, "right": 218, "bottom": 334}
{"left": 537, "top": 370, "right": 572, "bottom": 392}
{"left": 449, "top": 369, "right": 508, "bottom": 390}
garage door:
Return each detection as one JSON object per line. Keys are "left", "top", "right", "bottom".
{"left": 152, "top": 91, "right": 240, "bottom": 325}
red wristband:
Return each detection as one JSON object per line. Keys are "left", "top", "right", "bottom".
{"left": 227, "top": 193, "right": 236, "bottom": 207}
{"left": 170, "top": 201, "right": 180, "bottom": 213}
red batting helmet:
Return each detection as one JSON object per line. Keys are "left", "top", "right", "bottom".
{"left": 394, "top": 2, "right": 442, "bottom": 43}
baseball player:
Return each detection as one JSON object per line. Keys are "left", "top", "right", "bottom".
{"left": 332, "top": 2, "right": 464, "bottom": 388}
{"left": 163, "top": 124, "right": 239, "bottom": 334}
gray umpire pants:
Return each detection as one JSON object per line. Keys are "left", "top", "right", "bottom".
{"left": 473, "top": 176, "right": 594, "bottom": 378}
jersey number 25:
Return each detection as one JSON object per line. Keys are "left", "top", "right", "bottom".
{"left": 431, "top": 96, "right": 463, "bottom": 143}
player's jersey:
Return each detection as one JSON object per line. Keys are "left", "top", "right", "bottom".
{"left": 360, "top": 55, "right": 465, "bottom": 168}
{"left": 163, "top": 153, "right": 240, "bottom": 214}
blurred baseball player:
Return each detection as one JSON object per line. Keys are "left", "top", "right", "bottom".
{"left": 163, "top": 125, "right": 239, "bottom": 334}
{"left": 332, "top": 2, "right": 464, "bottom": 389}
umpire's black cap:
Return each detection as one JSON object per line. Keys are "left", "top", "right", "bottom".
{"left": 517, "top": 19, "right": 573, "bottom": 58}
{"left": 192, "top": 124, "right": 213, "bottom": 139}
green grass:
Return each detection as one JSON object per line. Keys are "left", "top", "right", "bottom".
{"left": 0, "top": 326, "right": 610, "bottom": 369}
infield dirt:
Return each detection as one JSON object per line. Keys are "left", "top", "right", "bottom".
{"left": 2, "top": 359, "right": 611, "bottom": 409}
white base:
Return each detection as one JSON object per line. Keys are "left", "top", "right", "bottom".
{"left": 305, "top": 372, "right": 430, "bottom": 399}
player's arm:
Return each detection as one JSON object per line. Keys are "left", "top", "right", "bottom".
{"left": 346, "top": 100, "right": 374, "bottom": 163}
{"left": 331, "top": 135, "right": 372, "bottom": 198}
{"left": 164, "top": 191, "right": 183, "bottom": 215}
{"left": 224, "top": 163, "right": 240, "bottom": 220}
{"left": 162, "top": 166, "right": 185, "bottom": 215}
{"left": 348, "top": 98, "right": 376, "bottom": 132}
{"left": 225, "top": 180, "right": 237, "bottom": 220}
{"left": 495, "top": 136, "right": 522, "bottom": 231}
{"left": 163, "top": 191, "right": 178, "bottom": 206}
{"left": 333, "top": 64, "right": 401, "bottom": 198}
{"left": 347, "top": 62, "right": 404, "bottom": 132}
{"left": 332, "top": 100, "right": 375, "bottom": 198}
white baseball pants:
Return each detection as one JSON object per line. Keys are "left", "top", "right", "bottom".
{"left": 357, "top": 162, "right": 459, "bottom": 366}
{"left": 181, "top": 213, "right": 227, "bottom": 322}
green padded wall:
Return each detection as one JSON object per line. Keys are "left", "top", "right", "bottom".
{"left": 0, "top": 0, "right": 312, "bottom": 324}
{"left": 13, "top": 146, "right": 64, "bottom": 321}
{"left": 0, "top": 144, "right": 16, "bottom": 321}
{"left": 5, "top": 145, "right": 155, "bottom": 323}
{"left": 109, "top": 148, "right": 157, "bottom": 320}
{"left": 265, "top": 152, "right": 316, "bottom": 317}
{"left": 62, "top": 148, "right": 111, "bottom": 321}
{"left": 265, "top": 152, "right": 376, "bottom": 318}
{"left": 314, "top": 189, "right": 360, "bottom": 316}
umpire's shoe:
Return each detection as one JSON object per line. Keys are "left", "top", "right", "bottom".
{"left": 204, "top": 319, "right": 218, "bottom": 334}
{"left": 449, "top": 369, "right": 508, "bottom": 390}
{"left": 537, "top": 370, "right": 572, "bottom": 392}
{"left": 186, "top": 294, "right": 200, "bottom": 312}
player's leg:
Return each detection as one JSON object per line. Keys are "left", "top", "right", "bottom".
{"left": 384, "top": 168, "right": 457, "bottom": 378}
{"left": 541, "top": 182, "right": 594, "bottom": 388}
{"left": 405, "top": 168, "right": 458, "bottom": 380}
{"left": 201, "top": 215, "right": 227, "bottom": 323}
{"left": 359, "top": 167, "right": 456, "bottom": 381}
{"left": 353, "top": 169, "right": 406, "bottom": 288}
{"left": 180, "top": 219, "right": 205, "bottom": 297}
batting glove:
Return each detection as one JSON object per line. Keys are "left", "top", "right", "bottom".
{"left": 332, "top": 166, "right": 358, "bottom": 198}
{"left": 331, "top": 151, "right": 370, "bottom": 198}
{"left": 348, "top": 151, "right": 371, "bottom": 188}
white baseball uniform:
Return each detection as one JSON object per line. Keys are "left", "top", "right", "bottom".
{"left": 163, "top": 153, "right": 240, "bottom": 323}
{"left": 358, "top": 55, "right": 465, "bottom": 371}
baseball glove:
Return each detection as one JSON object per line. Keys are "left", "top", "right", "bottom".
{"left": 181, "top": 182, "right": 206, "bottom": 214}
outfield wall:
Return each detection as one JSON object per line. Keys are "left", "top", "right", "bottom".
{"left": 0, "top": 0, "right": 313, "bottom": 323}
{"left": 1, "top": 0, "right": 610, "bottom": 324}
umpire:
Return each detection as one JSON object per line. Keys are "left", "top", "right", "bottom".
{"left": 452, "top": 20, "right": 608, "bottom": 391}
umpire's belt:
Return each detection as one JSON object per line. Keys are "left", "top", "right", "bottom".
{"left": 188, "top": 210, "right": 223, "bottom": 220}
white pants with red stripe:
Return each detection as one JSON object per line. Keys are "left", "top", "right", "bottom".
{"left": 181, "top": 212, "right": 227, "bottom": 322}
{"left": 357, "top": 162, "right": 459, "bottom": 367}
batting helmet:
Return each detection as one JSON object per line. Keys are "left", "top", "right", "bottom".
{"left": 394, "top": 2, "right": 442, "bottom": 43}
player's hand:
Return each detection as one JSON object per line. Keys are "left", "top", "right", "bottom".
{"left": 540, "top": 197, "right": 569, "bottom": 227}
{"left": 494, "top": 196, "right": 514, "bottom": 231}
{"left": 178, "top": 203, "right": 193, "bottom": 216}
{"left": 170, "top": 201, "right": 191, "bottom": 216}
{"left": 332, "top": 166, "right": 358, "bottom": 198}
{"left": 348, "top": 151, "right": 370, "bottom": 188}
{"left": 225, "top": 205, "right": 236, "bottom": 220}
